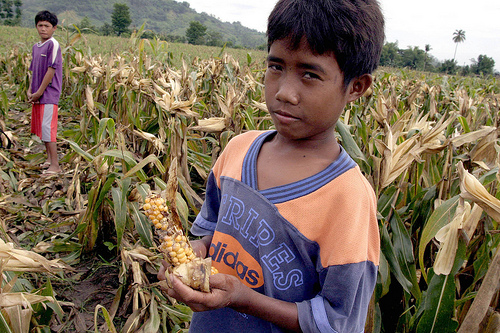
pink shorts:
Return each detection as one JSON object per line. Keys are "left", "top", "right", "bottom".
{"left": 31, "top": 104, "right": 58, "bottom": 142}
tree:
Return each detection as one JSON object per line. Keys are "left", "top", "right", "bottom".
{"left": 423, "top": 44, "right": 432, "bottom": 71}
{"left": 471, "top": 54, "right": 495, "bottom": 76}
{"left": 100, "top": 22, "right": 114, "bottom": 36}
{"left": 452, "top": 29, "right": 466, "bottom": 62}
{"left": 206, "top": 30, "right": 223, "bottom": 47}
{"left": 186, "top": 21, "right": 207, "bottom": 45}
{"left": 0, "top": 0, "right": 22, "bottom": 26}
{"left": 400, "top": 46, "right": 426, "bottom": 70}
{"left": 111, "top": 3, "right": 132, "bottom": 36}
{"left": 379, "top": 42, "right": 401, "bottom": 67}
{"left": 439, "top": 59, "right": 459, "bottom": 75}
{"left": 78, "top": 16, "right": 97, "bottom": 33}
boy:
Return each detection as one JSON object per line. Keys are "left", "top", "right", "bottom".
{"left": 159, "top": 0, "right": 384, "bottom": 331}
{"left": 28, "top": 10, "right": 62, "bottom": 174}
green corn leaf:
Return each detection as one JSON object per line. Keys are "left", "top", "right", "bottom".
{"left": 94, "top": 305, "right": 117, "bottom": 333}
{"left": 97, "top": 118, "right": 116, "bottom": 142}
{"left": 0, "top": 312, "right": 13, "bottom": 333}
{"left": 418, "top": 195, "right": 460, "bottom": 282}
{"left": 380, "top": 223, "right": 413, "bottom": 293}
{"left": 377, "top": 185, "right": 399, "bottom": 217}
{"left": 64, "top": 138, "right": 94, "bottom": 161}
{"left": 458, "top": 116, "right": 470, "bottom": 133}
{"left": 130, "top": 201, "right": 153, "bottom": 248}
{"left": 100, "top": 149, "right": 136, "bottom": 164}
{"left": 415, "top": 240, "right": 466, "bottom": 333}
{"left": 140, "top": 297, "right": 161, "bottom": 332}
{"left": 95, "top": 174, "right": 118, "bottom": 217}
{"left": 376, "top": 251, "right": 391, "bottom": 299}
{"left": 123, "top": 154, "right": 166, "bottom": 179}
{"left": 336, "top": 121, "right": 370, "bottom": 173}
{"left": 390, "top": 211, "right": 421, "bottom": 298}
{"left": 154, "top": 177, "right": 168, "bottom": 191}
{"left": 111, "top": 178, "right": 130, "bottom": 251}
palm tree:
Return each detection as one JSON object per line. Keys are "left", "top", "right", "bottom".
{"left": 452, "top": 29, "right": 466, "bottom": 62}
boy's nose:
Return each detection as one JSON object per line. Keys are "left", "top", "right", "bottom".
{"left": 275, "top": 76, "right": 299, "bottom": 105}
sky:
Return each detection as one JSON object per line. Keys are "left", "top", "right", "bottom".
{"left": 184, "top": 0, "right": 500, "bottom": 72}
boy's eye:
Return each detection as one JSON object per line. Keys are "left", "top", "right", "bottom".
{"left": 267, "top": 64, "right": 282, "bottom": 71}
{"left": 304, "top": 72, "right": 320, "bottom": 80}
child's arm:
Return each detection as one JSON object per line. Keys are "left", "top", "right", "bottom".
{"left": 28, "top": 67, "right": 55, "bottom": 103}
{"left": 166, "top": 273, "right": 302, "bottom": 332}
{"left": 27, "top": 75, "right": 33, "bottom": 101}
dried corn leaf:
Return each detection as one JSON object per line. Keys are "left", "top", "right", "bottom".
{"left": 0, "top": 293, "right": 54, "bottom": 309}
{"left": 0, "top": 239, "right": 69, "bottom": 273}
{"left": 450, "top": 126, "right": 496, "bottom": 148}
{"left": 457, "top": 161, "right": 500, "bottom": 222}
{"left": 469, "top": 129, "right": 499, "bottom": 168}
{"left": 1, "top": 305, "right": 31, "bottom": 333}
{"left": 190, "top": 118, "right": 227, "bottom": 133}
{"left": 434, "top": 200, "right": 469, "bottom": 275}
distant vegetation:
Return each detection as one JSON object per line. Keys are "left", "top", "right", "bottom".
{"left": 0, "top": 25, "right": 267, "bottom": 69}
{"left": 19, "top": 0, "right": 267, "bottom": 49}
{"left": 379, "top": 41, "right": 497, "bottom": 76}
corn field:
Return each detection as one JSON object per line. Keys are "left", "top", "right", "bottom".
{"left": 0, "top": 25, "right": 499, "bottom": 332}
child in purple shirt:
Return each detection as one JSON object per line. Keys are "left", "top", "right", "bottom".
{"left": 28, "top": 10, "right": 63, "bottom": 174}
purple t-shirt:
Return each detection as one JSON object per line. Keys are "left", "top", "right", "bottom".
{"left": 29, "top": 37, "right": 63, "bottom": 105}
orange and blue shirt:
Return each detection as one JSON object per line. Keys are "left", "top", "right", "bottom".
{"left": 191, "top": 130, "right": 379, "bottom": 333}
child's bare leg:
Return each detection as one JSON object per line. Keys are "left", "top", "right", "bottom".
{"left": 45, "top": 141, "right": 61, "bottom": 172}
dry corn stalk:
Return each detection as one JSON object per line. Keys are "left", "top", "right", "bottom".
{"left": 142, "top": 159, "right": 217, "bottom": 292}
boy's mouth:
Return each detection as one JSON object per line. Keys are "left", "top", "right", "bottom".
{"left": 273, "top": 110, "right": 300, "bottom": 123}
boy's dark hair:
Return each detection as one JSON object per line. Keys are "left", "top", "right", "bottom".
{"left": 35, "top": 10, "right": 58, "bottom": 27}
{"left": 267, "top": 0, "right": 385, "bottom": 87}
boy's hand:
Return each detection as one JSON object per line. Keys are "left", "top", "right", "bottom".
{"left": 162, "top": 271, "right": 247, "bottom": 312}
{"left": 28, "top": 91, "right": 42, "bottom": 103}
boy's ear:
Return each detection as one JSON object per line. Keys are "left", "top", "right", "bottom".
{"left": 346, "top": 74, "right": 373, "bottom": 102}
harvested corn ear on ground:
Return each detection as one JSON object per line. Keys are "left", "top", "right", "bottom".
{"left": 142, "top": 160, "right": 217, "bottom": 292}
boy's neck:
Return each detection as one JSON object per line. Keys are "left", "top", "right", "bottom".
{"left": 271, "top": 130, "right": 340, "bottom": 157}
{"left": 256, "top": 131, "right": 341, "bottom": 191}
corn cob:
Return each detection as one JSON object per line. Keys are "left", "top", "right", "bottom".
{"left": 142, "top": 159, "right": 217, "bottom": 292}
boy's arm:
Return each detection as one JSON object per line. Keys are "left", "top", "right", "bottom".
{"left": 166, "top": 273, "right": 302, "bottom": 332}
{"left": 27, "top": 75, "right": 33, "bottom": 101}
{"left": 28, "top": 67, "right": 55, "bottom": 103}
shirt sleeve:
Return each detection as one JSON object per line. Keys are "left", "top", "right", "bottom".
{"left": 190, "top": 171, "right": 221, "bottom": 236}
{"left": 296, "top": 260, "right": 378, "bottom": 333}
{"left": 295, "top": 169, "right": 379, "bottom": 333}
{"left": 47, "top": 39, "right": 62, "bottom": 69}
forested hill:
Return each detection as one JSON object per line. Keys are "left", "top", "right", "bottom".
{"left": 21, "top": 0, "right": 266, "bottom": 48}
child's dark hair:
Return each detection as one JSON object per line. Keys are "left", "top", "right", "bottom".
{"left": 35, "top": 10, "right": 58, "bottom": 27}
{"left": 267, "top": 0, "right": 385, "bottom": 87}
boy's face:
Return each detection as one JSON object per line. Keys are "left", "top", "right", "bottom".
{"left": 36, "top": 21, "right": 56, "bottom": 42}
{"left": 265, "top": 37, "right": 363, "bottom": 141}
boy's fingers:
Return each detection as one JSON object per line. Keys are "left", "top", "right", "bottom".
{"left": 157, "top": 259, "right": 170, "bottom": 280}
